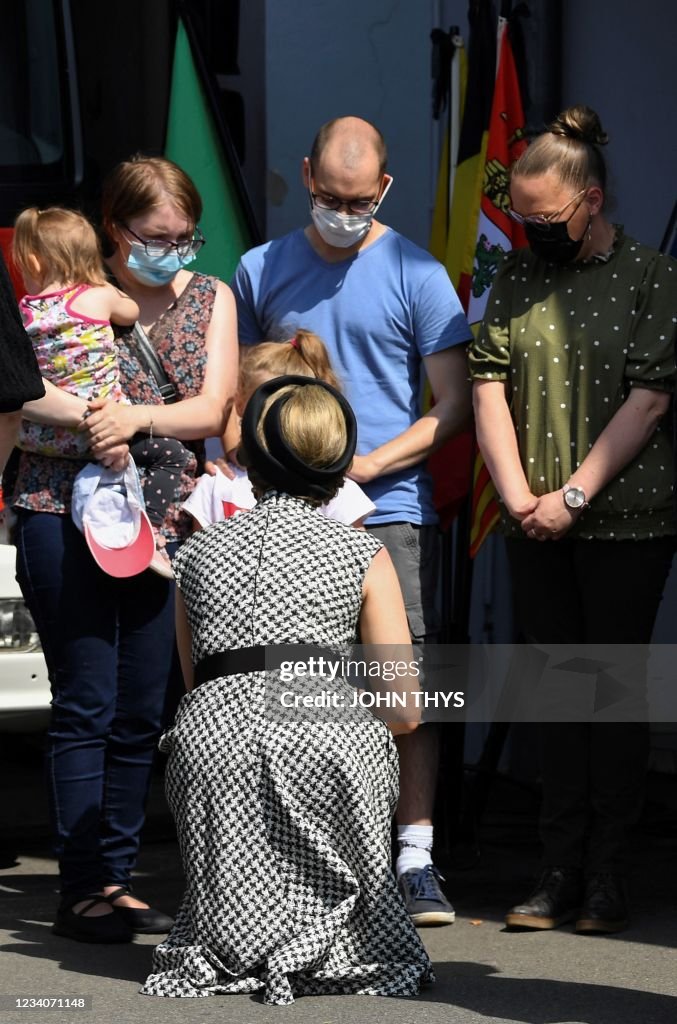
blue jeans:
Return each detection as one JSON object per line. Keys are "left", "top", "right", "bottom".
{"left": 15, "top": 510, "right": 176, "bottom": 897}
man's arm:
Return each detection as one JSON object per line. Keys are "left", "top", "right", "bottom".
{"left": 348, "top": 345, "right": 472, "bottom": 484}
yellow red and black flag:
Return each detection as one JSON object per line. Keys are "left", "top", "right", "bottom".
{"left": 427, "top": 3, "right": 529, "bottom": 554}
{"left": 467, "top": 14, "right": 528, "bottom": 328}
{"left": 445, "top": 0, "right": 497, "bottom": 313}
{"left": 468, "top": 11, "right": 528, "bottom": 556}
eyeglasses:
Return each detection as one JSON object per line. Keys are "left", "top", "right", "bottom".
{"left": 309, "top": 188, "right": 381, "bottom": 216}
{"left": 120, "top": 222, "right": 206, "bottom": 259}
{"left": 308, "top": 171, "right": 391, "bottom": 216}
{"left": 508, "top": 188, "right": 588, "bottom": 228}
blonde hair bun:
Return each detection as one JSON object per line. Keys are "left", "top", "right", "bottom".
{"left": 548, "top": 105, "right": 609, "bottom": 147}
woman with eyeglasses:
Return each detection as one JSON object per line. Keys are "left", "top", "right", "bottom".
{"left": 12, "top": 155, "right": 237, "bottom": 943}
{"left": 469, "top": 106, "right": 676, "bottom": 934}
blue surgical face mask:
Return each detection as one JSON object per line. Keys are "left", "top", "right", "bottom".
{"left": 126, "top": 244, "right": 196, "bottom": 286}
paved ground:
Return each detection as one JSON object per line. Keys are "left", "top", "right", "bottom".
{"left": 1, "top": 733, "right": 676, "bottom": 1024}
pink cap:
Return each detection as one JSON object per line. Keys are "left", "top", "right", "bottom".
{"left": 72, "top": 458, "right": 156, "bottom": 578}
{"left": 84, "top": 510, "right": 155, "bottom": 578}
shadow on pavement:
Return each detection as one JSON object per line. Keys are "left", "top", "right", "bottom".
{"left": 0, "top": 924, "right": 154, "bottom": 987}
{"left": 415, "top": 962, "right": 677, "bottom": 1023}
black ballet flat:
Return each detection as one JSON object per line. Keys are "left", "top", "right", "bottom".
{"left": 105, "top": 885, "right": 175, "bottom": 934}
{"left": 52, "top": 893, "right": 134, "bottom": 944}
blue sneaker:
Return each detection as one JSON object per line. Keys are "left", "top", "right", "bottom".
{"left": 398, "top": 865, "right": 456, "bottom": 926}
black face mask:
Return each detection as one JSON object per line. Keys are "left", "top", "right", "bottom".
{"left": 524, "top": 216, "right": 590, "bottom": 265}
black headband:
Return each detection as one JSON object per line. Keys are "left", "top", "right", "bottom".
{"left": 239, "top": 375, "right": 357, "bottom": 500}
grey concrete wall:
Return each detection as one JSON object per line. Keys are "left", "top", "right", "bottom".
{"left": 259, "top": 1, "right": 676, "bottom": 250}
{"left": 561, "top": 0, "right": 677, "bottom": 249}
{"left": 263, "top": 0, "right": 470, "bottom": 247}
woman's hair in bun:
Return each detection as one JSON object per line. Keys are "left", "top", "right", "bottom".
{"left": 512, "top": 104, "right": 609, "bottom": 193}
{"left": 548, "top": 105, "right": 609, "bottom": 148}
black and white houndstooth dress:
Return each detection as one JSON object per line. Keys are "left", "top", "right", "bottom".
{"left": 141, "top": 491, "right": 433, "bottom": 1005}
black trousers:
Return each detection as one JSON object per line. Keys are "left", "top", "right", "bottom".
{"left": 505, "top": 535, "right": 675, "bottom": 875}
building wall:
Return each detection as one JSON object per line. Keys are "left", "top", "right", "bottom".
{"left": 560, "top": 0, "right": 677, "bottom": 642}
{"left": 259, "top": 1, "right": 676, "bottom": 251}
{"left": 263, "top": 0, "right": 470, "bottom": 247}
{"left": 561, "top": 0, "right": 677, "bottom": 250}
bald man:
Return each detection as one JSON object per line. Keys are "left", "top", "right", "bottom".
{"left": 231, "top": 116, "right": 472, "bottom": 926}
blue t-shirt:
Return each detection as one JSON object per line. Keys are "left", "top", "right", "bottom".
{"left": 231, "top": 227, "right": 472, "bottom": 524}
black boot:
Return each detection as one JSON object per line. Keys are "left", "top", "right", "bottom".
{"left": 575, "top": 873, "right": 628, "bottom": 934}
{"left": 505, "top": 867, "right": 583, "bottom": 930}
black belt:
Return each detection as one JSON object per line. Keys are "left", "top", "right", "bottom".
{"left": 193, "top": 644, "right": 344, "bottom": 688}
{"left": 194, "top": 646, "right": 268, "bottom": 687}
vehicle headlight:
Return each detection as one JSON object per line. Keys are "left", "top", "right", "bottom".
{"left": 0, "top": 599, "right": 42, "bottom": 652}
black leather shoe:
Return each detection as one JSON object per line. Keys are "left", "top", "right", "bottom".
{"left": 575, "top": 873, "right": 628, "bottom": 934}
{"left": 52, "top": 894, "right": 134, "bottom": 944}
{"left": 505, "top": 867, "right": 583, "bottom": 929}
{"left": 106, "top": 886, "right": 175, "bottom": 934}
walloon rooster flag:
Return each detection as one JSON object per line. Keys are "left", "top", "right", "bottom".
{"left": 428, "top": 3, "right": 527, "bottom": 554}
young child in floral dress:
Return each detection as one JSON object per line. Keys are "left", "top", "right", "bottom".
{"left": 12, "top": 206, "right": 191, "bottom": 576}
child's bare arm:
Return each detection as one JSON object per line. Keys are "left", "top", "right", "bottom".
{"left": 106, "top": 283, "right": 139, "bottom": 326}
{"left": 69, "top": 283, "right": 139, "bottom": 326}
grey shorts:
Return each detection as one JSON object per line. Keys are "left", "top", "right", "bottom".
{"left": 366, "top": 522, "right": 441, "bottom": 643}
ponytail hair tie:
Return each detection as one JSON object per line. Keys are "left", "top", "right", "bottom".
{"left": 289, "top": 337, "right": 299, "bottom": 349}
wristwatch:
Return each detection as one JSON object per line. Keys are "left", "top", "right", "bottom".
{"left": 562, "top": 483, "right": 589, "bottom": 510}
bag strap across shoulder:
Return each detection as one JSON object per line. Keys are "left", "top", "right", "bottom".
{"left": 107, "top": 273, "right": 178, "bottom": 405}
{"left": 131, "top": 321, "right": 178, "bottom": 405}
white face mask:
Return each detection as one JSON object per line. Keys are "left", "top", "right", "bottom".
{"left": 308, "top": 177, "right": 393, "bottom": 249}
{"left": 310, "top": 207, "right": 372, "bottom": 248}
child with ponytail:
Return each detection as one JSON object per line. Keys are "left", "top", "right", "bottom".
{"left": 183, "top": 329, "right": 375, "bottom": 528}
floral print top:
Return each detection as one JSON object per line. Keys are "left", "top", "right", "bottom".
{"left": 12, "top": 273, "right": 219, "bottom": 542}
{"left": 18, "top": 284, "right": 124, "bottom": 459}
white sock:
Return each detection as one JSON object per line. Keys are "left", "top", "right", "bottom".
{"left": 396, "top": 825, "right": 434, "bottom": 877}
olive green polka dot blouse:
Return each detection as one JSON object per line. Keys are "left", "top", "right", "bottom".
{"left": 469, "top": 229, "right": 677, "bottom": 540}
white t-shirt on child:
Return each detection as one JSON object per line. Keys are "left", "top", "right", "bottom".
{"left": 182, "top": 465, "right": 376, "bottom": 529}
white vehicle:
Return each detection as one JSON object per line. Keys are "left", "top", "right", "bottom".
{"left": 0, "top": 507, "right": 50, "bottom": 730}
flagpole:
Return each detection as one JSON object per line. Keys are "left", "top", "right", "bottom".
{"left": 448, "top": 30, "right": 464, "bottom": 232}
{"left": 430, "top": 1, "right": 443, "bottom": 223}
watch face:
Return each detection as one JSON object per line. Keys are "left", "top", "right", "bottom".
{"left": 564, "top": 486, "right": 586, "bottom": 509}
